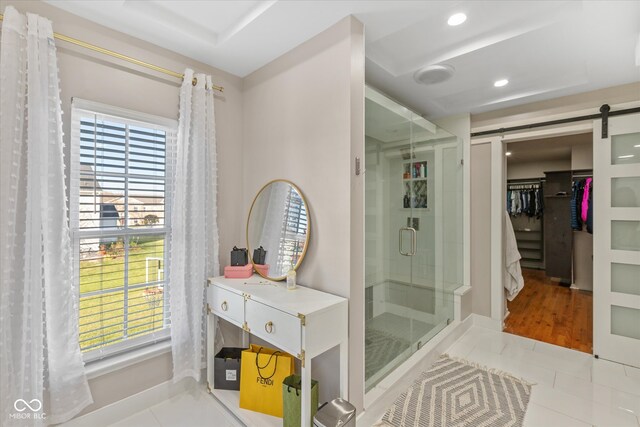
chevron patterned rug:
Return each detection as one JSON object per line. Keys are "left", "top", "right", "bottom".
{"left": 378, "top": 355, "right": 532, "bottom": 427}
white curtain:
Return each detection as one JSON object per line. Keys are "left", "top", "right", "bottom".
{"left": 169, "top": 69, "right": 219, "bottom": 383}
{"left": 0, "top": 6, "right": 93, "bottom": 425}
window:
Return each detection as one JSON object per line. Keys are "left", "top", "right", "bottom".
{"left": 276, "top": 188, "right": 308, "bottom": 272}
{"left": 70, "top": 99, "right": 177, "bottom": 362}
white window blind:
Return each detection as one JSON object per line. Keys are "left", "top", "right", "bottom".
{"left": 276, "top": 188, "right": 308, "bottom": 272}
{"left": 70, "top": 99, "right": 177, "bottom": 362}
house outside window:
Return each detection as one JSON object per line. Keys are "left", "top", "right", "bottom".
{"left": 70, "top": 99, "right": 177, "bottom": 361}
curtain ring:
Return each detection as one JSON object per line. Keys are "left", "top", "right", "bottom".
{"left": 192, "top": 77, "right": 197, "bottom": 86}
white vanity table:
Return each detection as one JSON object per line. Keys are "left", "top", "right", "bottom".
{"left": 206, "top": 275, "right": 348, "bottom": 427}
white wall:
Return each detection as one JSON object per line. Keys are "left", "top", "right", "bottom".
{"left": 572, "top": 142, "right": 594, "bottom": 170}
{"left": 470, "top": 82, "right": 640, "bottom": 319}
{"left": 242, "top": 16, "right": 365, "bottom": 410}
{"left": 1, "top": 1, "right": 368, "bottom": 417}
{"left": 0, "top": 0, "right": 245, "bottom": 416}
{"left": 470, "top": 144, "right": 492, "bottom": 317}
{"left": 507, "top": 159, "right": 571, "bottom": 179}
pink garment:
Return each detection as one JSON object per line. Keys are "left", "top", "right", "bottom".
{"left": 581, "top": 178, "right": 592, "bottom": 222}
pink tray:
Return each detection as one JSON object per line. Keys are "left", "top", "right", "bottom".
{"left": 253, "top": 264, "right": 270, "bottom": 277}
{"left": 224, "top": 264, "right": 253, "bottom": 279}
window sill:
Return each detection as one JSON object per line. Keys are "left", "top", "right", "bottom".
{"left": 84, "top": 340, "right": 171, "bottom": 380}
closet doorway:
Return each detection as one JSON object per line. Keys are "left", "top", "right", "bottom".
{"left": 503, "top": 133, "right": 594, "bottom": 353}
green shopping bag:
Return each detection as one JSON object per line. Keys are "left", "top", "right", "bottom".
{"left": 282, "top": 374, "right": 319, "bottom": 427}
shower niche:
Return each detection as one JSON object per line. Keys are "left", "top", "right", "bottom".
{"left": 402, "top": 160, "right": 428, "bottom": 209}
{"left": 364, "top": 86, "right": 463, "bottom": 392}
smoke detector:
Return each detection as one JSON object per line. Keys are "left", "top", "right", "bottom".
{"left": 414, "top": 64, "right": 455, "bottom": 85}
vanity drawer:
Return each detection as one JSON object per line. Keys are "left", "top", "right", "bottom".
{"left": 209, "top": 286, "right": 244, "bottom": 326}
{"left": 245, "top": 299, "right": 301, "bottom": 355}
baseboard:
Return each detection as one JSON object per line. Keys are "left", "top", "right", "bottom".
{"left": 470, "top": 313, "right": 502, "bottom": 331}
{"left": 61, "top": 378, "right": 197, "bottom": 427}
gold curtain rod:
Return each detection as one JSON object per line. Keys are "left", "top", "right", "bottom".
{"left": 0, "top": 13, "right": 224, "bottom": 92}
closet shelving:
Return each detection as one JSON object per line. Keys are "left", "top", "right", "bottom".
{"left": 508, "top": 178, "right": 544, "bottom": 269}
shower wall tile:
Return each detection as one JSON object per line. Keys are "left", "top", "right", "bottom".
{"left": 411, "top": 286, "right": 435, "bottom": 313}
{"left": 388, "top": 282, "right": 409, "bottom": 306}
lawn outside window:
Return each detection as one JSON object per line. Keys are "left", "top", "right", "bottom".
{"left": 70, "top": 99, "right": 177, "bottom": 363}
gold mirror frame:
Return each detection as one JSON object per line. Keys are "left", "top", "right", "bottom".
{"left": 246, "top": 179, "right": 310, "bottom": 281}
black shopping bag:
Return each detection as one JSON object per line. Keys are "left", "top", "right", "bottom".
{"left": 214, "top": 347, "right": 245, "bottom": 390}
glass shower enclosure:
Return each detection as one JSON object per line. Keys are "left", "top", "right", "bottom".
{"left": 364, "top": 87, "right": 463, "bottom": 391}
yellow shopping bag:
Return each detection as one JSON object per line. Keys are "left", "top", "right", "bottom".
{"left": 239, "top": 344, "right": 295, "bottom": 417}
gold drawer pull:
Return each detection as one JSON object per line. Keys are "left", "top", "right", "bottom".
{"left": 265, "top": 321, "right": 274, "bottom": 334}
{"left": 221, "top": 301, "right": 228, "bottom": 311}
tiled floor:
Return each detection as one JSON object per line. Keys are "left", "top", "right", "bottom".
{"left": 108, "top": 389, "right": 242, "bottom": 427}
{"left": 447, "top": 327, "right": 640, "bottom": 427}
{"left": 106, "top": 325, "right": 640, "bottom": 427}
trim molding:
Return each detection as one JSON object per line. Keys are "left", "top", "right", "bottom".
{"left": 469, "top": 313, "right": 502, "bottom": 331}
{"left": 85, "top": 340, "right": 171, "bottom": 380}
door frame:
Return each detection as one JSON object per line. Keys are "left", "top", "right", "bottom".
{"left": 472, "top": 102, "right": 638, "bottom": 331}
{"left": 473, "top": 122, "right": 593, "bottom": 325}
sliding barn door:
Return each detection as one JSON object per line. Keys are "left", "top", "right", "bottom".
{"left": 593, "top": 113, "right": 640, "bottom": 368}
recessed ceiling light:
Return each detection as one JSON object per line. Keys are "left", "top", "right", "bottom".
{"left": 494, "top": 79, "right": 509, "bottom": 87}
{"left": 618, "top": 154, "right": 635, "bottom": 159}
{"left": 634, "top": 144, "right": 640, "bottom": 148}
{"left": 505, "top": 152, "right": 512, "bottom": 156}
{"left": 447, "top": 13, "right": 467, "bottom": 26}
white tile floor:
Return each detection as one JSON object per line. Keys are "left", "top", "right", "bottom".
{"left": 447, "top": 327, "right": 640, "bottom": 427}
{"left": 108, "top": 389, "right": 243, "bottom": 427}
{"left": 105, "top": 326, "right": 640, "bottom": 427}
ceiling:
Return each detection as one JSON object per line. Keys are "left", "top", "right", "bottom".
{"left": 506, "top": 133, "right": 591, "bottom": 163}
{"left": 44, "top": 1, "right": 640, "bottom": 118}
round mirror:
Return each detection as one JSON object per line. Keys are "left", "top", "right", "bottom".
{"left": 247, "top": 180, "right": 310, "bottom": 281}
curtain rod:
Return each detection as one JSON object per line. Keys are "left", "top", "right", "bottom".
{"left": 471, "top": 105, "right": 640, "bottom": 138}
{"left": 0, "top": 13, "right": 224, "bottom": 92}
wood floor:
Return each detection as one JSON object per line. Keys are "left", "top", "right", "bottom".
{"left": 504, "top": 268, "right": 593, "bottom": 353}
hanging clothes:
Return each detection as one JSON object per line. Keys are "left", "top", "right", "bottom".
{"left": 586, "top": 183, "right": 594, "bottom": 234}
{"left": 571, "top": 181, "right": 582, "bottom": 230}
{"left": 506, "top": 184, "right": 543, "bottom": 217}
{"left": 536, "top": 188, "right": 544, "bottom": 219}
{"left": 581, "top": 177, "right": 592, "bottom": 223}
{"left": 570, "top": 176, "right": 593, "bottom": 234}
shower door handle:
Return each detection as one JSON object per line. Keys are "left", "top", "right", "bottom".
{"left": 399, "top": 227, "right": 417, "bottom": 256}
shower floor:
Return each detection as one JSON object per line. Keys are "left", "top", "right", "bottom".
{"left": 365, "top": 312, "right": 435, "bottom": 381}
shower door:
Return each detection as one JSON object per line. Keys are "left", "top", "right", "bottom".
{"left": 364, "top": 87, "right": 463, "bottom": 391}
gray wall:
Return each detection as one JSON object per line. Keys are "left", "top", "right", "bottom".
{"left": 0, "top": 0, "right": 244, "bottom": 416}
{"left": 242, "top": 16, "right": 366, "bottom": 411}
